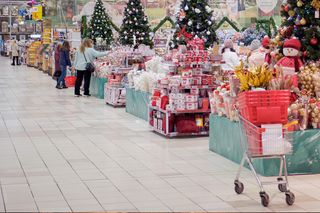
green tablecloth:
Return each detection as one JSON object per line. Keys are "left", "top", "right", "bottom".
{"left": 209, "top": 114, "right": 320, "bottom": 176}
{"left": 126, "top": 88, "right": 150, "bottom": 121}
{"left": 90, "top": 76, "right": 108, "bottom": 99}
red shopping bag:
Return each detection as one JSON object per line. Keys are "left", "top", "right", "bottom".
{"left": 65, "top": 76, "right": 76, "bottom": 87}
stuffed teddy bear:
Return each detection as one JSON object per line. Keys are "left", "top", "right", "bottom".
{"left": 276, "top": 38, "right": 304, "bottom": 76}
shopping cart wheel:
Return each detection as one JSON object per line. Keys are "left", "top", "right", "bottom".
{"left": 285, "top": 192, "right": 295, "bottom": 206}
{"left": 260, "top": 192, "right": 270, "bottom": 207}
{"left": 234, "top": 180, "right": 244, "bottom": 194}
{"left": 277, "top": 178, "right": 287, "bottom": 192}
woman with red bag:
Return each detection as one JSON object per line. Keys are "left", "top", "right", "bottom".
{"left": 53, "top": 44, "right": 62, "bottom": 85}
{"left": 57, "top": 40, "right": 72, "bottom": 89}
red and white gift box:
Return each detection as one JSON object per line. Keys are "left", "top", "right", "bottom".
{"left": 181, "top": 77, "right": 193, "bottom": 86}
{"left": 192, "top": 76, "right": 202, "bottom": 85}
{"left": 182, "top": 68, "right": 193, "bottom": 77}
{"left": 177, "top": 103, "right": 186, "bottom": 111}
{"left": 166, "top": 104, "right": 175, "bottom": 111}
{"left": 186, "top": 102, "right": 199, "bottom": 110}
{"left": 191, "top": 88, "right": 199, "bottom": 95}
{"left": 185, "top": 94, "right": 198, "bottom": 102}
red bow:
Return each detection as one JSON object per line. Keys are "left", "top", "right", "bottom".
{"left": 177, "top": 27, "right": 193, "bottom": 41}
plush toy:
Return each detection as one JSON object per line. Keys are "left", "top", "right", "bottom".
{"left": 261, "top": 36, "right": 272, "bottom": 65}
{"left": 276, "top": 38, "right": 303, "bottom": 75}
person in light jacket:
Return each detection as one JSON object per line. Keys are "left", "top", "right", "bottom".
{"left": 221, "top": 39, "right": 240, "bottom": 71}
{"left": 73, "top": 38, "right": 108, "bottom": 97}
{"left": 57, "top": 40, "right": 71, "bottom": 89}
{"left": 11, "top": 40, "right": 20, "bottom": 66}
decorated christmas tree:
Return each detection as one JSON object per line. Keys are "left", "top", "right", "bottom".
{"left": 171, "top": 0, "right": 217, "bottom": 49}
{"left": 88, "top": 0, "right": 113, "bottom": 46}
{"left": 119, "top": 0, "right": 153, "bottom": 47}
{"left": 279, "top": 0, "right": 320, "bottom": 61}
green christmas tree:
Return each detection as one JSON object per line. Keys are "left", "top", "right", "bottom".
{"left": 279, "top": 0, "right": 320, "bottom": 61}
{"left": 88, "top": 0, "right": 113, "bottom": 46}
{"left": 81, "top": 16, "right": 88, "bottom": 39}
{"left": 171, "top": 0, "right": 217, "bottom": 49}
{"left": 119, "top": 0, "right": 153, "bottom": 47}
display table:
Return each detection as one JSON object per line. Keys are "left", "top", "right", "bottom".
{"left": 126, "top": 88, "right": 150, "bottom": 121}
{"left": 90, "top": 76, "right": 108, "bottom": 99}
{"left": 209, "top": 114, "right": 320, "bottom": 176}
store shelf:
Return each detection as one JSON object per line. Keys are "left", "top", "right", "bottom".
{"left": 149, "top": 105, "right": 211, "bottom": 114}
{"left": 0, "top": 32, "right": 32, "bottom": 35}
{"left": 158, "top": 84, "right": 216, "bottom": 90}
{"left": 151, "top": 126, "right": 209, "bottom": 138}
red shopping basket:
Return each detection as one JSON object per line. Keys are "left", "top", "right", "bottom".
{"left": 238, "top": 90, "right": 290, "bottom": 125}
{"left": 65, "top": 76, "right": 76, "bottom": 87}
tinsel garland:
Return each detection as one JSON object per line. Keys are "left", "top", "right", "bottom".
{"left": 256, "top": 17, "right": 277, "bottom": 37}
{"left": 215, "top": 17, "right": 240, "bottom": 32}
{"left": 152, "top": 16, "right": 175, "bottom": 33}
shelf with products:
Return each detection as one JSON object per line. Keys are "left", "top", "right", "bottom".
{"left": 104, "top": 85, "right": 126, "bottom": 107}
{"left": 148, "top": 105, "right": 210, "bottom": 138}
{"left": 26, "top": 41, "right": 41, "bottom": 66}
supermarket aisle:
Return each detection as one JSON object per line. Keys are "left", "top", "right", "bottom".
{"left": 0, "top": 57, "right": 320, "bottom": 212}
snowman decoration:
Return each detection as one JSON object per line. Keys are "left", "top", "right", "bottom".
{"left": 276, "top": 38, "right": 303, "bottom": 76}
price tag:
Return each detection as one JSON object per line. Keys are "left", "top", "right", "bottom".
{"left": 315, "top": 10, "right": 320, "bottom": 19}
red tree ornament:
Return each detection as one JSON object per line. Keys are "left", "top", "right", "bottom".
{"left": 285, "top": 4, "right": 290, "bottom": 12}
{"left": 311, "top": 37, "right": 318, "bottom": 45}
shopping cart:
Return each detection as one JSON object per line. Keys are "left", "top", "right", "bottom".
{"left": 234, "top": 110, "right": 296, "bottom": 207}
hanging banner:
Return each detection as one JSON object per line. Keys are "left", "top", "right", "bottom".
{"left": 32, "top": 5, "right": 43, "bottom": 21}
{"left": 257, "top": 0, "right": 278, "bottom": 14}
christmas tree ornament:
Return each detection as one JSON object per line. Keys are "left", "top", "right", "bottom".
{"left": 297, "top": 0, "right": 304, "bottom": 7}
{"left": 288, "top": 10, "right": 295, "bottom": 17}
{"left": 205, "top": 5, "right": 212, "bottom": 13}
{"left": 206, "top": 31, "right": 211, "bottom": 35}
{"left": 284, "top": 4, "right": 290, "bottom": 12}
{"left": 300, "top": 18, "right": 307, "bottom": 25}
{"left": 195, "top": 8, "right": 201, "bottom": 13}
{"left": 184, "top": 5, "right": 189, "bottom": 10}
{"left": 311, "top": 37, "right": 318, "bottom": 45}
{"left": 208, "top": 21, "right": 212, "bottom": 25}
{"left": 188, "top": 20, "right": 192, "bottom": 26}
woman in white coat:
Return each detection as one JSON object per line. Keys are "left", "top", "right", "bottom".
{"left": 11, "top": 40, "right": 19, "bottom": 66}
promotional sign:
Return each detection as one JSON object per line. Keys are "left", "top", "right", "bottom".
{"left": 32, "top": 5, "right": 42, "bottom": 21}
{"left": 257, "top": 0, "right": 278, "bottom": 14}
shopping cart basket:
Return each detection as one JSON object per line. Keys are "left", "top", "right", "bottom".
{"left": 234, "top": 110, "right": 296, "bottom": 207}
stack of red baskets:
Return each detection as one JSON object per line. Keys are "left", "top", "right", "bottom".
{"left": 237, "top": 90, "right": 291, "bottom": 155}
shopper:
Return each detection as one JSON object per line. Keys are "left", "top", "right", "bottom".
{"left": 53, "top": 44, "right": 62, "bottom": 86}
{"left": 11, "top": 40, "right": 19, "bottom": 66}
{"left": 73, "top": 38, "right": 108, "bottom": 97}
{"left": 221, "top": 39, "right": 240, "bottom": 71}
{"left": 57, "top": 41, "right": 71, "bottom": 89}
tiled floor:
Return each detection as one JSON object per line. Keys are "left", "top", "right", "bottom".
{"left": 0, "top": 57, "right": 320, "bottom": 212}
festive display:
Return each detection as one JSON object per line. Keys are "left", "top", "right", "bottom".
{"left": 280, "top": 0, "right": 320, "bottom": 61}
{"left": 88, "top": 0, "right": 113, "bottom": 46}
{"left": 170, "top": 0, "right": 217, "bottom": 49}
{"left": 119, "top": 0, "right": 153, "bottom": 47}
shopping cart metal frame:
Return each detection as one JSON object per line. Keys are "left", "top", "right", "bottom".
{"left": 234, "top": 111, "right": 295, "bottom": 207}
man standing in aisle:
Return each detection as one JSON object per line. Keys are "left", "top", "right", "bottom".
{"left": 11, "top": 40, "right": 20, "bottom": 66}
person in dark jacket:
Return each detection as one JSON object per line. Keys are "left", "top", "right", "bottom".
{"left": 57, "top": 40, "right": 71, "bottom": 89}
{"left": 54, "top": 44, "right": 62, "bottom": 85}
